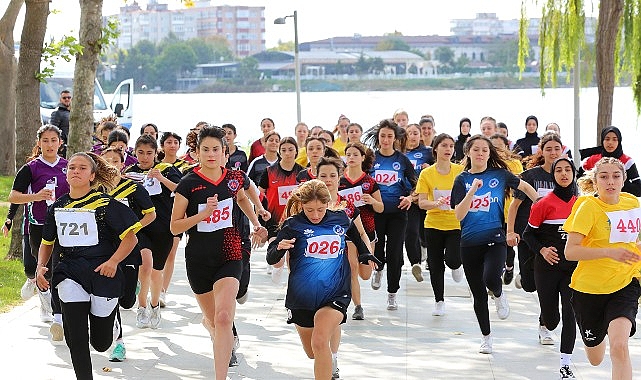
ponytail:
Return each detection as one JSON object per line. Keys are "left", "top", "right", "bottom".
{"left": 69, "top": 152, "right": 120, "bottom": 192}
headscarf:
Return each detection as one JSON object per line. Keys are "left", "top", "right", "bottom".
{"left": 551, "top": 157, "right": 577, "bottom": 202}
{"left": 600, "top": 126, "right": 623, "bottom": 158}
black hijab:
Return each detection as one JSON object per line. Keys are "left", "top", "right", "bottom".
{"left": 600, "top": 126, "right": 623, "bottom": 158}
{"left": 551, "top": 157, "right": 577, "bottom": 202}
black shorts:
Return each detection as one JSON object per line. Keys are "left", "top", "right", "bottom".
{"left": 186, "top": 259, "right": 242, "bottom": 295}
{"left": 141, "top": 231, "right": 174, "bottom": 270}
{"left": 287, "top": 299, "right": 348, "bottom": 328}
{"left": 571, "top": 278, "right": 641, "bottom": 347}
{"left": 137, "top": 232, "right": 153, "bottom": 251}
{"left": 346, "top": 230, "right": 377, "bottom": 245}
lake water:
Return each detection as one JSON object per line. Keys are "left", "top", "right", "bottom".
{"left": 131, "top": 87, "right": 641, "bottom": 163}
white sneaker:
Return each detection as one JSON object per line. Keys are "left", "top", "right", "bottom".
{"left": 515, "top": 273, "right": 522, "bottom": 289}
{"left": 411, "top": 263, "right": 424, "bottom": 282}
{"left": 50, "top": 321, "right": 64, "bottom": 343}
{"left": 451, "top": 266, "right": 464, "bottom": 283}
{"left": 386, "top": 293, "right": 398, "bottom": 310}
{"left": 136, "top": 307, "right": 150, "bottom": 328}
{"left": 494, "top": 292, "right": 510, "bottom": 320}
{"left": 271, "top": 266, "right": 284, "bottom": 284}
{"left": 371, "top": 270, "right": 382, "bottom": 290}
{"left": 538, "top": 325, "right": 554, "bottom": 345}
{"left": 38, "top": 290, "right": 53, "bottom": 323}
{"left": 479, "top": 334, "right": 493, "bottom": 354}
{"left": 237, "top": 291, "right": 249, "bottom": 304}
{"left": 20, "top": 278, "right": 37, "bottom": 300}
{"left": 266, "top": 265, "right": 273, "bottom": 275}
{"left": 149, "top": 304, "right": 161, "bottom": 329}
{"left": 432, "top": 301, "right": 445, "bottom": 316}
{"left": 159, "top": 290, "right": 167, "bottom": 308}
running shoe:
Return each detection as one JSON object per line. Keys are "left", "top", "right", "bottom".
{"left": 228, "top": 348, "right": 239, "bottom": 367}
{"left": 20, "top": 278, "right": 37, "bottom": 300}
{"left": 159, "top": 290, "right": 167, "bottom": 308}
{"left": 411, "top": 264, "right": 423, "bottom": 282}
{"left": 371, "top": 270, "right": 382, "bottom": 290}
{"left": 49, "top": 321, "right": 63, "bottom": 343}
{"left": 559, "top": 365, "right": 576, "bottom": 379}
{"left": 39, "top": 290, "right": 53, "bottom": 323}
{"left": 237, "top": 290, "right": 249, "bottom": 305}
{"left": 503, "top": 267, "right": 514, "bottom": 285}
{"left": 479, "top": 334, "right": 493, "bottom": 354}
{"left": 432, "top": 301, "right": 445, "bottom": 316}
{"left": 494, "top": 292, "right": 510, "bottom": 320}
{"left": 451, "top": 266, "right": 464, "bottom": 283}
{"left": 352, "top": 305, "right": 364, "bottom": 320}
{"left": 332, "top": 356, "right": 340, "bottom": 379}
{"left": 539, "top": 325, "right": 554, "bottom": 345}
{"left": 109, "top": 343, "right": 126, "bottom": 362}
{"left": 149, "top": 304, "right": 161, "bottom": 329}
{"left": 515, "top": 273, "right": 522, "bottom": 289}
{"left": 266, "top": 265, "right": 273, "bottom": 275}
{"left": 136, "top": 306, "right": 150, "bottom": 328}
{"left": 387, "top": 293, "right": 398, "bottom": 310}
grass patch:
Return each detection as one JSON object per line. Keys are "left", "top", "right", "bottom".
{"left": 0, "top": 175, "right": 12, "bottom": 201}
{"left": 0, "top": 258, "right": 24, "bottom": 312}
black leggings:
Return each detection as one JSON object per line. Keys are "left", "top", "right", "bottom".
{"left": 404, "top": 204, "right": 423, "bottom": 265}
{"left": 460, "top": 242, "right": 507, "bottom": 336}
{"left": 426, "top": 228, "right": 462, "bottom": 302}
{"left": 61, "top": 301, "right": 117, "bottom": 380}
{"left": 515, "top": 219, "right": 536, "bottom": 292}
{"left": 23, "top": 233, "right": 36, "bottom": 278}
{"left": 115, "top": 264, "right": 139, "bottom": 340}
{"left": 374, "top": 212, "right": 407, "bottom": 294}
{"left": 534, "top": 268, "right": 576, "bottom": 354}
{"left": 29, "top": 224, "right": 62, "bottom": 315}
{"left": 503, "top": 223, "right": 515, "bottom": 268}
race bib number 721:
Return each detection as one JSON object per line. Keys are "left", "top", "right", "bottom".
{"left": 55, "top": 208, "right": 99, "bottom": 247}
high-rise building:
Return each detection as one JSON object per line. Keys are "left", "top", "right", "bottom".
{"left": 111, "top": 0, "right": 265, "bottom": 57}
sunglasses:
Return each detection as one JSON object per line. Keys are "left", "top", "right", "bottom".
{"left": 62, "top": 96, "right": 72, "bottom": 100}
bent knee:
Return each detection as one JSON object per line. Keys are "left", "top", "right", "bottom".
{"left": 214, "top": 309, "right": 233, "bottom": 327}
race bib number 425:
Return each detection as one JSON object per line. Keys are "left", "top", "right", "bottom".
{"left": 305, "top": 235, "right": 342, "bottom": 259}
{"left": 197, "top": 198, "right": 233, "bottom": 232}
{"left": 606, "top": 208, "right": 641, "bottom": 243}
{"left": 55, "top": 208, "right": 99, "bottom": 247}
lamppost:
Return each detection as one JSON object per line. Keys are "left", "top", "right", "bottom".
{"left": 274, "top": 10, "right": 301, "bottom": 123}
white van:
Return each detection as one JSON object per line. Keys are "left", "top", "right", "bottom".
{"left": 40, "top": 76, "right": 134, "bottom": 130}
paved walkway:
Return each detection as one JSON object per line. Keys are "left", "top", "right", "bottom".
{"left": 1, "top": 244, "right": 640, "bottom": 379}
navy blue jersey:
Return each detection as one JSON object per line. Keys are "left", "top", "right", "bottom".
{"left": 405, "top": 145, "right": 434, "bottom": 176}
{"left": 267, "top": 210, "right": 355, "bottom": 311}
{"left": 370, "top": 150, "right": 417, "bottom": 213}
{"left": 450, "top": 168, "right": 520, "bottom": 246}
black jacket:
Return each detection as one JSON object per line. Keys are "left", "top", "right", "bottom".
{"left": 50, "top": 103, "right": 70, "bottom": 141}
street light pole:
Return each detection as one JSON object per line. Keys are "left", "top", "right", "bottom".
{"left": 274, "top": 11, "right": 301, "bottom": 123}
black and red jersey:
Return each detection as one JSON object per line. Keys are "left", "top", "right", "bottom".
{"left": 174, "top": 167, "right": 246, "bottom": 266}
{"left": 260, "top": 163, "right": 304, "bottom": 224}
{"left": 296, "top": 168, "right": 316, "bottom": 184}
{"left": 338, "top": 173, "right": 379, "bottom": 234}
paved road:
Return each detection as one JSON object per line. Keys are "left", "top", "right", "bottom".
{"left": 1, "top": 244, "right": 639, "bottom": 379}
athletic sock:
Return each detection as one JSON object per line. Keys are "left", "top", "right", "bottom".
{"left": 53, "top": 313, "right": 63, "bottom": 324}
{"left": 560, "top": 353, "right": 571, "bottom": 367}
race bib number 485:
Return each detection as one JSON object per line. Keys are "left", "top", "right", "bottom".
{"left": 55, "top": 208, "right": 99, "bottom": 247}
{"left": 305, "top": 235, "right": 342, "bottom": 259}
{"left": 197, "top": 198, "right": 233, "bottom": 232}
{"left": 606, "top": 208, "right": 641, "bottom": 243}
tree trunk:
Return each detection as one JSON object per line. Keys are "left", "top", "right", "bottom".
{"left": 595, "top": 0, "right": 623, "bottom": 145}
{"left": 7, "top": 207, "right": 24, "bottom": 260}
{"left": 0, "top": 0, "right": 24, "bottom": 176}
{"left": 15, "top": 0, "right": 49, "bottom": 169}
{"left": 68, "top": 0, "right": 103, "bottom": 155}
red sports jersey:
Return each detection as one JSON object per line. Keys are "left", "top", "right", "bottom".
{"left": 339, "top": 173, "right": 379, "bottom": 234}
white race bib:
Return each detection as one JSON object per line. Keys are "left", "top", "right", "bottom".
{"left": 142, "top": 175, "right": 162, "bottom": 196}
{"left": 197, "top": 197, "right": 234, "bottom": 232}
{"left": 468, "top": 192, "right": 491, "bottom": 213}
{"left": 410, "top": 159, "right": 418, "bottom": 169}
{"left": 277, "top": 184, "right": 298, "bottom": 206}
{"left": 537, "top": 187, "right": 553, "bottom": 198}
{"left": 374, "top": 170, "right": 398, "bottom": 186}
{"left": 116, "top": 198, "right": 129, "bottom": 207}
{"left": 433, "top": 189, "right": 452, "bottom": 211}
{"left": 338, "top": 186, "right": 365, "bottom": 207}
{"left": 606, "top": 208, "right": 641, "bottom": 243}
{"left": 305, "top": 234, "right": 342, "bottom": 259}
{"left": 55, "top": 208, "right": 99, "bottom": 247}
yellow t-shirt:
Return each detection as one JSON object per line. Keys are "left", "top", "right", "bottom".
{"left": 296, "top": 147, "right": 308, "bottom": 167}
{"left": 415, "top": 163, "right": 464, "bottom": 230}
{"left": 333, "top": 136, "right": 347, "bottom": 157}
{"left": 504, "top": 158, "right": 523, "bottom": 220}
{"left": 563, "top": 193, "right": 641, "bottom": 294}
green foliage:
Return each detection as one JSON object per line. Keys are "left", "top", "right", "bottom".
{"left": 237, "top": 56, "right": 260, "bottom": 84}
{"left": 375, "top": 37, "right": 410, "bottom": 51}
{"left": 0, "top": 258, "right": 24, "bottom": 313}
{"left": 269, "top": 40, "right": 295, "bottom": 52}
{"left": 39, "top": 36, "right": 84, "bottom": 83}
{"left": 434, "top": 46, "right": 455, "bottom": 66}
{"left": 99, "top": 17, "right": 120, "bottom": 53}
{"left": 0, "top": 176, "right": 13, "bottom": 200}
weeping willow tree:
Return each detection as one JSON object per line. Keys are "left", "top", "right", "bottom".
{"left": 519, "top": 0, "right": 641, "bottom": 144}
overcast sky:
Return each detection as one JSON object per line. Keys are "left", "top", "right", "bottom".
{"left": 10, "top": 0, "right": 588, "bottom": 48}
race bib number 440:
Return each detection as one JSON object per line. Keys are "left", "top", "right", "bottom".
{"left": 197, "top": 198, "right": 234, "bottom": 232}
{"left": 338, "top": 186, "right": 365, "bottom": 207}
{"left": 606, "top": 208, "right": 641, "bottom": 243}
{"left": 55, "top": 208, "right": 99, "bottom": 247}
{"left": 305, "top": 235, "right": 342, "bottom": 259}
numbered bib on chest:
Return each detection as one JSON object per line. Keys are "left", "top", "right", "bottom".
{"left": 469, "top": 192, "right": 491, "bottom": 213}
{"left": 197, "top": 197, "right": 234, "bottom": 232}
{"left": 338, "top": 186, "right": 365, "bottom": 207}
{"left": 305, "top": 235, "right": 342, "bottom": 259}
{"left": 277, "top": 184, "right": 298, "bottom": 206}
{"left": 606, "top": 208, "right": 641, "bottom": 243}
{"left": 433, "top": 189, "right": 452, "bottom": 211}
{"left": 374, "top": 170, "right": 398, "bottom": 186}
{"left": 142, "top": 175, "right": 162, "bottom": 196}
{"left": 55, "top": 208, "right": 99, "bottom": 247}
{"left": 116, "top": 198, "right": 130, "bottom": 207}
{"left": 537, "top": 187, "right": 553, "bottom": 198}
